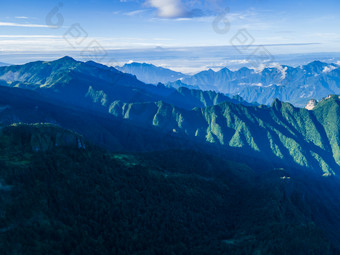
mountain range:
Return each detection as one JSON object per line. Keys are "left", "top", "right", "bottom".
{"left": 2, "top": 57, "right": 340, "bottom": 252}
{"left": 119, "top": 61, "right": 340, "bottom": 107}
{"left": 0, "top": 57, "right": 252, "bottom": 111}
{"left": 1, "top": 57, "right": 340, "bottom": 175}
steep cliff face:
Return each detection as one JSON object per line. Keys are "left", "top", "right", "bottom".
{"left": 1, "top": 123, "right": 85, "bottom": 152}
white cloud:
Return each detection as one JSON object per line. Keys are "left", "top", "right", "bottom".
{"left": 251, "top": 64, "right": 266, "bottom": 73}
{"left": 323, "top": 65, "right": 337, "bottom": 73}
{"left": 0, "top": 36, "right": 176, "bottom": 53}
{"left": 226, "top": 59, "right": 250, "bottom": 65}
{"left": 0, "top": 22, "right": 53, "bottom": 28}
{"left": 0, "top": 35, "right": 60, "bottom": 38}
{"left": 15, "top": 16, "right": 29, "bottom": 19}
{"left": 125, "top": 9, "right": 147, "bottom": 16}
{"left": 147, "top": 0, "right": 186, "bottom": 18}
{"left": 272, "top": 63, "right": 288, "bottom": 80}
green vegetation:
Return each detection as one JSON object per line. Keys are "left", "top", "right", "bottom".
{"left": 2, "top": 59, "right": 340, "bottom": 254}
{"left": 0, "top": 124, "right": 337, "bottom": 254}
{"left": 106, "top": 96, "right": 340, "bottom": 176}
{"left": 2, "top": 58, "right": 340, "bottom": 176}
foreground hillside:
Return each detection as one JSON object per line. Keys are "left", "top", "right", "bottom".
{"left": 0, "top": 124, "right": 338, "bottom": 254}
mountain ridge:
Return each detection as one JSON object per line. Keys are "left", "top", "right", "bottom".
{"left": 1, "top": 58, "right": 340, "bottom": 176}
{"left": 170, "top": 61, "right": 340, "bottom": 106}
{"left": 0, "top": 57, "right": 254, "bottom": 110}
{"left": 106, "top": 95, "right": 340, "bottom": 176}
{"left": 117, "top": 60, "right": 340, "bottom": 107}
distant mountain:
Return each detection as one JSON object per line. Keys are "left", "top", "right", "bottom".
{"left": 116, "top": 62, "right": 189, "bottom": 85}
{"left": 167, "top": 61, "right": 340, "bottom": 107}
{"left": 0, "top": 62, "right": 9, "bottom": 67}
{"left": 163, "top": 79, "right": 199, "bottom": 89}
{"left": 0, "top": 57, "right": 252, "bottom": 110}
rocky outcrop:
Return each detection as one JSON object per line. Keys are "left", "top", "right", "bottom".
{"left": 305, "top": 99, "right": 318, "bottom": 110}
{"left": 1, "top": 123, "right": 86, "bottom": 152}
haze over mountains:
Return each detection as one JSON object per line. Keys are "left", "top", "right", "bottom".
{"left": 119, "top": 61, "right": 340, "bottom": 107}
{"left": 116, "top": 62, "right": 189, "bottom": 85}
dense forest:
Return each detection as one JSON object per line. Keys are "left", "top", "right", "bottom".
{"left": 0, "top": 124, "right": 337, "bottom": 254}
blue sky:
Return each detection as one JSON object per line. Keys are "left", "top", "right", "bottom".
{"left": 1, "top": 0, "right": 340, "bottom": 70}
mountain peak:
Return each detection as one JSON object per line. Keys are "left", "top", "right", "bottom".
{"left": 305, "top": 60, "right": 328, "bottom": 67}
{"left": 303, "top": 60, "right": 328, "bottom": 73}
{"left": 271, "top": 98, "right": 283, "bottom": 109}
{"left": 237, "top": 67, "right": 252, "bottom": 73}
{"left": 56, "top": 56, "right": 77, "bottom": 63}
{"left": 219, "top": 67, "right": 232, "bottom": 73}
{"left": 309, "top": 60, "right": 326, "bottom": 65}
